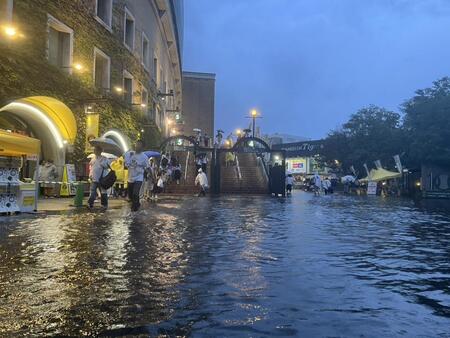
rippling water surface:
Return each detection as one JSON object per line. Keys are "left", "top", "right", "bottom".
{"left": 1, "top": 192, "right": 450, "bottom": 337}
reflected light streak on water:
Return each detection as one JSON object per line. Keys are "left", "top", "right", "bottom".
{"left": 0, "top": 193, "right": 449, "bottom": 337}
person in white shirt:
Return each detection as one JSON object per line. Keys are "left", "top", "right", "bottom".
{"left": 88, "top": 146, "right": 110, "bottom": 209}
{"left": 125, "top": 140, "right": 149, "bottom": 211}
{"left": 313, "top": 172, "right": 322, "bottom": 196}
{"left": 322, "top": 177, "right": 332, "bottom": 195}
{"left": 286, "top": 174, "right": 295, "bottom": 195}
{"left": 195, "top": 168, "right": 209, "bottom": 197}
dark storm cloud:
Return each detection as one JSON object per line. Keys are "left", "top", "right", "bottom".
{"left": 183, "top": 0, "right": 450, "bottom": 139}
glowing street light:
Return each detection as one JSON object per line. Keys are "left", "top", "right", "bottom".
{"left": 236, "top": 128, "right": 242, "bottom": 136}
{"left": 114, "top": 86, "right": 123, "bottom": 93}
{"left": 247, "top": 108, "right": 261, "bottom": 138}
{"left": 167, "top": 118, "right": 173, "bottom": 126}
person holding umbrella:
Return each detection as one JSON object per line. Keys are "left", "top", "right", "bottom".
{"left": 125, "top": 140, "right": 149, "bottom": 211}
{"left": 88, "top": 145, "right": 110, "bottom": 210}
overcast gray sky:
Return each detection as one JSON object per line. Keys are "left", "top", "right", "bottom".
{"left": 183, "top": 0, "right": 450, "bottom": 139}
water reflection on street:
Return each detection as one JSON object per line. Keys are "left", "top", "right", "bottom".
{"left": 0, "top": 192, "right": 450, "bottom": 337}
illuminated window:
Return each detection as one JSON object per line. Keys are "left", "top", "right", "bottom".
{"left": 142, "top": 32, "right": 150, "bottom": 69}
{"left": 93, "top": 47, "right": 110, "bottom": 91}
{"left": 124, "top": 7, "right": 135, "bottom": 50}
{"left": 95, "top": 0, "right": 112, "bottom": 29}
{"left": 47, "top": 14, "right": 73, "bottom": 73}
{"left": 0, "top": 0, "right": 13, "bottom": 23}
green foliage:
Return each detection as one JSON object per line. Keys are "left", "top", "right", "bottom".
{"left": 402, "top": 77, "right": 450, "bottom": 166}
{"left": 323, "top": 77, "right": 450, "bottom": 171}
{"left": 322, "top": 105, "right": 405, "bottom": 173}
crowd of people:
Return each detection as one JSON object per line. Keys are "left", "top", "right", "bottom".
{"left": 285, "top": 172, "right": 336, "bottom": 196}
{"left": 87, "top": 140, "right": 209, "bottom": 212}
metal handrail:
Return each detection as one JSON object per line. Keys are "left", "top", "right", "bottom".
{"left": 184, "top": 151, "right": 190, "bottom": 181}
{"left": 257, "top": 156, "right": 269, "bottom": 184}
{"left": 235, "top": 153, "right": 242, "bottom": 180}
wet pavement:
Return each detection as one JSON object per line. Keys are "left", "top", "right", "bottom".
{"left": 0, "top": 192, "right": 450, "bottom": 337}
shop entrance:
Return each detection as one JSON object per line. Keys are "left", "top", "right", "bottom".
{"left": 0, "top": 96, "right": 77, "bottom": 175}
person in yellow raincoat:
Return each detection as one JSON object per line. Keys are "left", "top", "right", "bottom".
{"left": 111, "top": 157, "right": 128, "bottom": 197}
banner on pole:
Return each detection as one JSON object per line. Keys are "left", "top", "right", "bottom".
{"left": 393, "top": 155, "right": 403, "bottom": 173}
{"left": 363, "top": 163, "right": 370, "bottom": 177}
{"left": 85, "top": 113, "right": 99, "bottom": 153}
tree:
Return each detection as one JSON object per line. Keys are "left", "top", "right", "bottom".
{"left": 402, "top": 77, "right": 450, "bottom": 167}
{"left": 322, "top": 105, "right": 405, "bottom": 174}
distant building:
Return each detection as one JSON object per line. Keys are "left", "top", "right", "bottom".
{"left": 181, "top": 71, "right": 215, "bottom": 139}
{"left": 264, "top": 133, "right": 310, "bottom": 147}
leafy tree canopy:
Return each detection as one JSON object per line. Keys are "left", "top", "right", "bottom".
{"left": 402, "top": 77, "right": 450, "bottom": 166}
{"left": 322, "top": 105, "right": 404, "bottom": 174}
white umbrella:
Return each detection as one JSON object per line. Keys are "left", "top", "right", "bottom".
{"left": 89, "top": 137, "right": 123, "bottom": 156}
{"left": 341, "top": 175, "right": 356, "bottom": 184}
{"left": 87, "top": 152, "right": 118, "bottom": 159}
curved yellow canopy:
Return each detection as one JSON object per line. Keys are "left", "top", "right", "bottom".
{"left": 19, "top": 96, "right": 77, "bottom": 143}
{"left": 0, "top": 129, "right": 41, "bottom": 156}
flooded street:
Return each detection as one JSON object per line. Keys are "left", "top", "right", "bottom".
{"left": 1, "top": 192, "right": 450, "bottom": 337}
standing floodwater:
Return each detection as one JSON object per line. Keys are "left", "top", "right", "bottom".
{"left": 1, "top": 193, "right": 450, "bottom": 337}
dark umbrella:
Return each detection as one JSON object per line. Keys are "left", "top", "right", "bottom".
{"left": 90, "top": 137, "right": 123, "bottom": 156}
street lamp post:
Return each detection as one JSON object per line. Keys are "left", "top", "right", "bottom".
{"left": 247, "top": 109, "right": 261, "bottom": 138}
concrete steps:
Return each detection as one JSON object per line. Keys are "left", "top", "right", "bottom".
{"left": 164, "top": 151, "right": 210, "bottom": 195}
{"left": 220, "top": 153, "right": 269, "bottom": 194}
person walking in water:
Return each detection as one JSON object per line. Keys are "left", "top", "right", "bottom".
{"left": 125, "top": 140, "right": 149, "bottom": 211}
{"left": 88, "top": 146, "right": 110, "bottom": 210}
{"left": 322, "top": 177, "right": 332, "bottom": 195}
{"left": 195, "top": 168, "right": 208, "bottom": 197}
{"left": 313, "top": 172, "right": 322, "bottom": 196}
{"left": 286, "top": 173, "right": 295, "bottom": 195}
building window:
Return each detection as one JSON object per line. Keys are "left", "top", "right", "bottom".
{"left": 95, "top": 0, "right": 112, "bottom": 29}
{"left": 153, "top": 56, "right": 158, "bottom": 83}
{"left": 159, "top": 68, "right": 163, "bottom": 90}
{"left": 123, "top": 70, "right": 134, "bottom": 104}
{"left": 123, "top": 7, "right": 135, "bottom": 50}
{"left": 141, "top": 87, "right": 148, "bottom": 110}
{"left": 93, "top": 47, "right": 111, "bottom": 91}
{"left": 142, "top": 33, "right": 150, "bottom": 70}
{"left": 0, "top": 0, "right": 13, "bottom": 23}
{"left": 47, "top": 14, "right": 73, "bottom": 73}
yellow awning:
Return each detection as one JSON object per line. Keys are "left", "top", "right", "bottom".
{"left": 0, "top": 130, "right": 41, "bottom": 156}
{"left": 19, "top": 96, "right": 77, "bottom": 143}
{"left": 361, "top": 168, "right": 401, "bottom": 182}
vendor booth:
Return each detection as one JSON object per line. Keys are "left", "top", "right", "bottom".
{"left": 0, "top": 130, "right": 40, "bottom": 213}
{"left": 361, "top": 168, "right": 402, "bottom": 196}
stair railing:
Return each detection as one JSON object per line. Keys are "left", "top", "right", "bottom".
{"left": 235, "top": 153, "right": 242, "bottom": 180}
{"left": 257, "top": 156, "right": 270, "bottom": 184}
{"left": 184, "top": 151, "right": 190, "bottom": 182}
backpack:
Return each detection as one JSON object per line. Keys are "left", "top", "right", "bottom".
{"left": 99, "top": 165, "right": 116, "bottom": 189}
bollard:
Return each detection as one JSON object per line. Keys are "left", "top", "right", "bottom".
{"left": 73, "top": 182, "right": 84, "bottom": 207}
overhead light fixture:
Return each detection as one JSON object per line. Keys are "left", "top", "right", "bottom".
{"left": 3, "top": 25, "right": 17, "bottom": 37}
